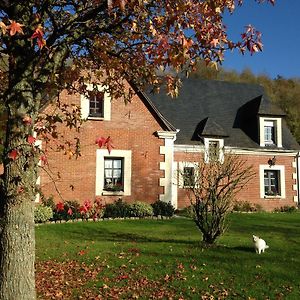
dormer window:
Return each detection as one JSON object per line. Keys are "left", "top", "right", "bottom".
{"left": 204, "top": 138, "right": 224, "bottom": 163}
{"left": 260, "top": 117, "right": 282, "bottom": 147}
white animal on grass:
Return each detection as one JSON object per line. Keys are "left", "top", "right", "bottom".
{"left": 252, "top": 235, "right": 269, "bottom": 254}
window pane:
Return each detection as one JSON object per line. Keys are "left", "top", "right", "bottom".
{"left": 264, "top": 170, "right": 280, "bottom": 196}
{"left": 104, "top": 158, "right": 124, "bottom": 191}
{"left": 105, "top": 160, "right": 112, "bottom": 168}
{"left": 105, "top": 169, "right": 112, "bottom": 178}
{"left": 183, "top": 167, "right": 194, "bottom": 187}
{"left": 113, "top": 169, "right": 121, "bottom": 178}
{"left": 113, "top": 159, "right": 122, "bottom": 168}
{"left": 89, "top": 92, "right": 104, "bottom": 117}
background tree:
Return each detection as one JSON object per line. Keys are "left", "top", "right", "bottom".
{"left": 183, "top": 153, "right": 254, "bottom": 245}
{"left": 192, "top": 62, "right": 300, "bottom": 144}
{"left": 0, "top": 0, "right": 274, "bottom": 299}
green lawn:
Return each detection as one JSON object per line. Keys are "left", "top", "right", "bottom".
{"left": 35, "top": 213, "right": 300, "bottom": 299}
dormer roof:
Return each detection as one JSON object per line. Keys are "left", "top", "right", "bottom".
{"left": 193, "top": 117, "right": 228, "bottom": 140}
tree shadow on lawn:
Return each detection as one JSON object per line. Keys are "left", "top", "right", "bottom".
{"left": 231, "top": 246, "right": 254, "bottom": 253}
{"left": 69, "top": 226, "right": 201, "bottom": 246}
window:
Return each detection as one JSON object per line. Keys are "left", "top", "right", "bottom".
{"left": 183, "top": 166, "right": 195, "bottom": 187}
{"left": 264, "top": 121, "right": 276, "bottom": 145}
{"left": 259, "top": 117, "right": 282, "bottom": 147}
{"left": 259, "top": 165, "right": 285, "bottom": 198}
{"left": 89, "top": 91, "right": 104, "bottom": 118}
{"left": 96, "top": 149, "right": 132, "bottom": 196}
{"left": 208, "top": 141, "right": 219, "bottom": 161}
{"left": 204, "top": 138, "right": 224, "bottom": 163}
{"left": 104, "top": 158, "right": 124, "bottom": 191}
{"left": 80, "top": 84, "right": 111, "bottom": 120}
{"left": 264, "top": 170, "right": 280, "bottom": 196}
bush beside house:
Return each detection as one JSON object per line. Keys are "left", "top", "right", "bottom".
{"left": 34, "top": 198, "right": 175, "bottom": 223}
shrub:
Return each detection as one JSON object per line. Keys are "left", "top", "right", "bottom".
{"left": 274, "top": 205, "right": 297, "bottom": 213}
{"left": 151, "top": 200, "right": 175, "bottom": 217}
{"left": 130, "top": 201, "right": 153, "bottom": 218}
{"left": 233, "top": 201, "right": 263, "bottom": 212}
{"left": 41, "top": 195, "right": 56, "bottom": 210}
{"left": 34, "top": 205, "right": 53, "bottom": 223}
{"left": 175, "top": 206, "right": 194, "bottom": 218}
{"left": 103, "top": 198, "right": 131, "bottom": 218}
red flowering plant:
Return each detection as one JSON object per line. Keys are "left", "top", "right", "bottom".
{"left": 79, "top": 198, "right": 105, "bottom": 220}
{"left": 53, "top": 200, "right": 81, "bottom": 221}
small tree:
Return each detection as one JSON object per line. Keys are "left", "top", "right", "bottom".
{"left": 183, "top": 153, "right": 254, "bottom": 245}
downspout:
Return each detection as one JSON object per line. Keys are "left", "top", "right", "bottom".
{"left": 297, "top": 151, "right": 300, "bottom": 207}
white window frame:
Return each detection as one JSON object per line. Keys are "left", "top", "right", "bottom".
{"left": 259, "top": 165, "right": 286, "bottom": 199}
{"left": 204, "top": 138, "right": 224, "bottom": 163}
{"left": 259, "top": 117, "right": 282, "bottom": 147}
{"left": 178, "top": 162, "right": 198, "bottom": 188}
{"left": 81, "top": 84, "right": 111, "bottom": 121}
{"left": 96, "top": 149, "right": 131, "bottom": 196}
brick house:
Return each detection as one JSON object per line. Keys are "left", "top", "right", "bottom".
{"left": 40, "top": 78, "right": 300, "bottom": 211}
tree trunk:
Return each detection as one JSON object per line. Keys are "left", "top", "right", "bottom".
{"left": 0, "top": 198, "right": 36, "bottom": 300}
{"left": 0, "top": 66, "right": 38, "bottom": 299}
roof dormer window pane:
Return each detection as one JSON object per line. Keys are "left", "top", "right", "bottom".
{"left": 264, "top": 120, "right": 276, "bottom": 145}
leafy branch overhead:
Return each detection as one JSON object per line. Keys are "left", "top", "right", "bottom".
{"left": 0, "top": 0, "right": 274, "bottom": 98}
{"left": 0, "top": 1, "right": 275, "bottom": 299}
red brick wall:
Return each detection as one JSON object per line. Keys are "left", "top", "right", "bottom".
{"left": 174, "top": 151, "right": 297, "bottom": 211}
{"left": 40, "top": 89, "right": 165, "bottom": 205}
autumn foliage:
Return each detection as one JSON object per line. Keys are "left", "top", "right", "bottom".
{"left": 0, "top": 0, "right": 275, "bottom": 299}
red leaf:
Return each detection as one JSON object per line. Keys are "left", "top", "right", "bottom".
{"left": 95, "top": 136, "right": 107, "bottom": 148}
{"left": 106, "top": 136, "right": 114, "bottom": 154}
{"left": 56, "top": 202, "right": 64, "bottom": 212}
{"left": 40, "top": 155, "right": 48, "bottom": 164}
{"left": 78, "top": 250, "right": 86, "bottom": 256}
{"left": 8, "top": 20, "right": 24, "bottom": 36}
{"left": 27, "top": 135, "right": 36, "bottom": 144}
{"left": 8, "top": 149, "right": 19, "bottom": 160}
{"left": 95, "top": 136, "right": 115, "bottom": 153}
{"left": 67, "top": 208, "right": 73, "bottom": 216}
{"left": 31, "top": 26, "right": 46, "bottom": 49}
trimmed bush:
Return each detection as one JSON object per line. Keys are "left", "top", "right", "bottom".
{"left": 34, "top": 205, "right": 53, "bottom": 223}
{"left": 103, "top": 199, "right": 131, "bottom": 218}
{"left": 274, "top": 205, "right": 297, "bottom": 213}
{"left": 130, "top": 201, "right": 153, "bottom": 218}
{"left": 151, "top": 200, "right": 175, "bottom": 217}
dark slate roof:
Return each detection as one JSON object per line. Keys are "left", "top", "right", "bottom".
{"left": 193, "top": 117, "right": 228, "bottom": 138}
{"left": 145, "top": 78, "right": 300, "bottom": 150}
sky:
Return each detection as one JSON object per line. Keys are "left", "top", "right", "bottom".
{"left": 222, "top": 0, "right": 300, "bottom": 79}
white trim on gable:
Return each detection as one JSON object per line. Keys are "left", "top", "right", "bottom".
{"left": 81, "top": 84, "right": 111, "bottom": 120}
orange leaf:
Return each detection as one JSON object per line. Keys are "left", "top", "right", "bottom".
{"left": 8, "top": 20, "right": 24, "bottom": 36}
{"left": 23, "top": 115, "right": 32, "bottom": 125}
